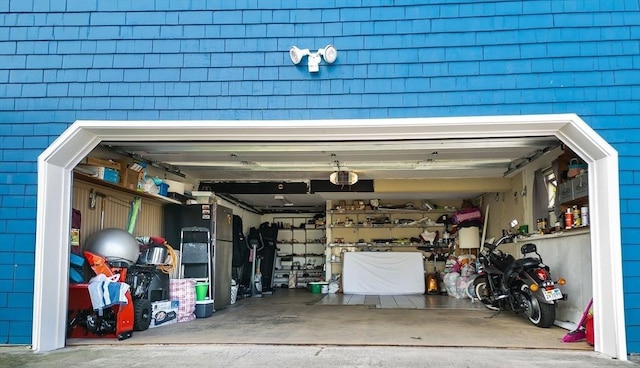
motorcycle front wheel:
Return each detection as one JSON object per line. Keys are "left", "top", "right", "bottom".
{"left": 473, "top": 276, "right": 500, "bottom": 311}
{"left": 520, "top": 285, "right": 556, "bottom": 328}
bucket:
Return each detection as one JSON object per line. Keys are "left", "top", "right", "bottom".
{"left": 195, "top": 282, "right": 208, "bottom": 301}
{"left": 140, "top": 245, "right": 168, "bottom": 265}
{"left": 309, "top": 282, "right": 322, "bottom": 294}
{"left": 321, "top": 283, "right": 329, "bottom": 294}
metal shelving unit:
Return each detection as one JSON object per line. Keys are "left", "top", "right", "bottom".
{"left": 272, "top": 215, "right": 326, "bottom": 288}
{"left": 325, "top": 205, "right": 455, "bottom": 281}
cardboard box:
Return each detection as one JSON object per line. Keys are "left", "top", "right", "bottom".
{"left": 83, "top": 157, "right": 121, "bottom": 171}
{"left": 99, "top": 167, "right": 119, "bottom": 184}
{"left": 117, "top": 160, "right": 143, "bottom": 190}
{"left": 119, "top": 167, "right": 141, "bottom": 190}
{"left": 149, "top": 300, "right": 179, "bottom": 328}
{"left": 77, "top": 165, "right": 120, "bottom": 184}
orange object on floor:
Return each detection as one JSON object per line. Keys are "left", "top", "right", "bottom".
{"left": 67, "top": 283, "right": 134, "bottom": 340}
{"left": 68, "top": 252, "right": 134, "bottom": 340}
{"left": 585, "top": 313, "right": 594, "bottom": 346}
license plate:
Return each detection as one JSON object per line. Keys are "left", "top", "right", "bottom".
{"left": 543, "top": 288, "right": 563, "bottom": 301}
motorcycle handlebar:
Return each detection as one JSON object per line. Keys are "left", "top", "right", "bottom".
{"left": 483, "top": 242, "right": 496, "bottom": 251}
{"left": 484, "top": 234, "right": 515, "bottom": 250}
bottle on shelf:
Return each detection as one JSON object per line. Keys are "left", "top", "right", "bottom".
{"left": 564, "top": 208, "right": 573, "bottom": 230}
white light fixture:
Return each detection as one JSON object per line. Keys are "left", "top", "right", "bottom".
{"left": 329, "top": 171, "right": 358, "bottom": 186}
{"left": 289, "top": 46, "right": 309, "bottom": 65}
{"left": 274, "top": 195, "right": 294, "bottom": 206}
{"left": 289, "top": 45, "right": 337, "bottom": 73}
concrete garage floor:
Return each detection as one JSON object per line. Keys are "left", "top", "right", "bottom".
{"left": 67, "top": 289, "right": 592, "bottom": 351}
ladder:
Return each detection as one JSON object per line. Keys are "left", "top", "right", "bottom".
{"left": 178, "top": 226, "right": 213, "bottom": 300}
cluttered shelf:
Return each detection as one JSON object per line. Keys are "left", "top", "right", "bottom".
{"left": 328, "top": 242, "right": 422, "bottom": 247}
{"left": 274, "top": 268, "right": 323, "bottom": 273}
{"left": 329, "top": 209, "right": 455, "bottom": 215}
{"left": 277, "top": 254, "right": 325, "bottom": 257}
{"left": 519, "top": 227, "right": 590, "bottom": 241}
{"left": 74, "top": 171, "right": 181, "bottom": 205}
{"left": 329, "top": 224, "right": 445, "bottom": 229}
{"left": 273, "top": 268, "right": 324, "bottom": 284}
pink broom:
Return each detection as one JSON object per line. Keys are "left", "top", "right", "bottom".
{"left": 562, "top": 298, "right": 593, "bottom": 343}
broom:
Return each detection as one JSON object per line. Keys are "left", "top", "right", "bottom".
{"left": 562, "top": 298, "right": 593, "bottom": 343}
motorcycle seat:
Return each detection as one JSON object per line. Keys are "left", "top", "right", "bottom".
{"left": 492, "top": 253, "right": 515, "bottom": 269}
{"left": 515, "top": 257, "right": 540, "bottom": 269}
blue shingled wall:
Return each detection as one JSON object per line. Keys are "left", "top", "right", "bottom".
{"left": 1, "top": 0, "right": 639, "bottom": 350}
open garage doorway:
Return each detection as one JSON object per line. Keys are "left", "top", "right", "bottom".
{"left": 33, "top": 114, "right": 626, "bottom": 359}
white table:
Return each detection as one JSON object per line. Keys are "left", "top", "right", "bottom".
{"left": 342, "top": 252, "right": 425, "bottom": 295}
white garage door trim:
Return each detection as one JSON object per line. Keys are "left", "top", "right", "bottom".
{"left": 33, "top": 114, "right": 626, "bottom": 359}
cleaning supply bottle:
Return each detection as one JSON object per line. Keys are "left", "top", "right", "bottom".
{"left": 565, "top": 208, "right": 573, "bottom": 230}
{"left": 573, "top": 206, "right": 581, "bottom": 227}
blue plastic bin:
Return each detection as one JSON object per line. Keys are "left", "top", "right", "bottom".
{"left": 158, "top": 183, "right": 169, "bottom": 196}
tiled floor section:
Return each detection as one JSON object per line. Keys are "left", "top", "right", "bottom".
{"left": 315, "top": 293, "right": 487, "bottom": 310}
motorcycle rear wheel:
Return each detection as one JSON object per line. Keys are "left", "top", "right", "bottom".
{"left": 520, "top": 285, "right": 556, "bottom": 328}
{"left": 473, "top": 276, "right": 500, "bottom": 311}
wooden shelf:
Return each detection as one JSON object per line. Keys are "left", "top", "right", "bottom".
{"left": 560, "top": 197, "right": 589, "bottom": 207}
{"left": 329, "top": 209, "right": 454, "bottom": 215}
{"left": 328, "top": 242, "right": 417, "bottom": 247}
{"left": 74, "top": 171, "right": 181, "bottom": 205}
{"left": 330, "top": 224, "right": 444, "bottom": 229}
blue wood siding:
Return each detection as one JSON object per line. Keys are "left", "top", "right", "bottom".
{"left": 0, "top": 0, "right": 639, "bottom": 349}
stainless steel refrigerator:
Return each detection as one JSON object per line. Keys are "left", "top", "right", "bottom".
{"left": 163, "top": 203, "right": 234, "bottom": 310}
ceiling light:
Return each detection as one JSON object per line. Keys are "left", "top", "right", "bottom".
{"left": 274, "top": 194, "right": 294, "bottom": 206}
{"left": 329, "top": 171, "right": 358, "bottom": 186}
{"left": 289, "top": 44, "right": 338, "bottom": 73}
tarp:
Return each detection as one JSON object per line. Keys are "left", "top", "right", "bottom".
{"left": 343, "top": 252, "right": 425, "bottom": 295}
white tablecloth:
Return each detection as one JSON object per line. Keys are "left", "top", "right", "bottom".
{"left": 343, "top": 252, "right": 425, "bottom": 295}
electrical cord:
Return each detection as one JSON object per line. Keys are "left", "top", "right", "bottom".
{"left": 156, "top": 243, "right": 178, "bottom": 274}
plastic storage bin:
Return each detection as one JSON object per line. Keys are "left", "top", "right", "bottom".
{"left": 158, "top": 182, "right": 169, "bottom": 196}
{"left": 195, "top": 300, "right": 214, "bottom": 318}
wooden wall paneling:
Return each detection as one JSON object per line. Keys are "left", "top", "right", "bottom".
{"left": 72, "top": 180, "right": 163, "bottom": 248}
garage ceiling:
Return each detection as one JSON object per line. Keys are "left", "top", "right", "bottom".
{"left": 102, "top": 136, "right": 561, "bottom": 213}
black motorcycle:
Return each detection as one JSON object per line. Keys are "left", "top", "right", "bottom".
{"left": 473, "top": 233, "right": 566, "bottom": 328}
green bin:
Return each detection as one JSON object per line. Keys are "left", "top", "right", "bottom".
{"left": 309, "top": 282, "right": 322, "bottom": 294}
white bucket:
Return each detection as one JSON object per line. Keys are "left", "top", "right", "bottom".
{"left": 321, "top": 284, "right": 329, "bottom": 294}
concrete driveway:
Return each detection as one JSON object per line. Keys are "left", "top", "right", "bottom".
{"left": 1, "top": 344, "right": 638, "bottom": 368}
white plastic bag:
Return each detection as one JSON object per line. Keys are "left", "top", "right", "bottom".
{"left": 456, "top": 276, "right": 474, "bottom": 299}
{"left": 87, "top": 273, "right": 129, "bottom": 310}
{"left": 443, "top": 272, "right": 460, "bottom": 297}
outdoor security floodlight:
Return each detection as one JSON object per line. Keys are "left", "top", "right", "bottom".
{"left": 289, "top": 46, "right": 310, "bottom": 65}
{"left": 289, "top": 45, "right": 338, "bottom": 73}
{"left": 319, "top": 45, "right": 337, "bottom": 63}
